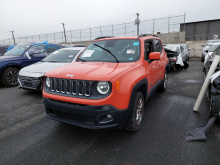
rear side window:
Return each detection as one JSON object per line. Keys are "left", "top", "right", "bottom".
{"left": 153, "top": 40, "right": 162, "bottom": 53}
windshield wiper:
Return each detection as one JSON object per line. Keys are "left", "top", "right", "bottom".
{"left": 77, "top": 58, "right": 86, "bottom": 62}
{"left": 94, "top": 44, "right": 119, "bottom": 63}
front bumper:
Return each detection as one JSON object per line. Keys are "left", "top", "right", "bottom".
{"left": 43, "top": 97, "right": 129, "bottom": 129}
{"left": 18, "top": 76, "right": 43, "bottom": 91}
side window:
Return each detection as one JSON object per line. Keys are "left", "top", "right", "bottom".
{"left": 180, "top": 46, "right": 184, "bottom": 54}
{"left": 28, "top": 45, "right": 46, "bottom": 54}
{"left": 153, "top": 39, "right": 162, "bottom": 53}
{"left": 47, "top": 45, "right": 60, "bottom": 53}
{"left": 144, "top": 40, "right": 154, "bottom": 61}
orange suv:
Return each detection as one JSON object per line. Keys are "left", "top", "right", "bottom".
{"left": 43, "top": 34, "right": 169, "bottom": 131}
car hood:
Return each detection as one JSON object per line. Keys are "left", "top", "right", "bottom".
{"left": 45, "top": 62, "right": 137, "bottom": 81}
{"left": 19, "top": 62, "right": 68, "bottom": 77}
{"left": 0, "top": 55, "right": 23, "bottom": 62}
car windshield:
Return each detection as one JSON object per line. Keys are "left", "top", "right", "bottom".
{"left": 209, "top": 44, "right": 220, "bottom": 52}
{"left": 78, "top": 39, "right": 140, "bottom": 63}
{"left": 42, "top": 49, "right": 80, "bottom": 63}
{"left": 205, "top": 40, "right": 220, "bottom": 46}
{"left": 4, "top": 44, "right": 31, "bottom": 56}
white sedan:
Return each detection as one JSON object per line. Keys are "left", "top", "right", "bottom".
{"left": 18, "top": 47, "right": 85, "bottom": 90}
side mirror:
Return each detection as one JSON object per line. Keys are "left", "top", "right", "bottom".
{"left": 201, "top": 44, "right": 205, "bottom": 47}
{"left": 25, "top": 52, "right": 31, "bottom": 59}
{"left": 149, "top": 52, "right": 160, "bottom": 60}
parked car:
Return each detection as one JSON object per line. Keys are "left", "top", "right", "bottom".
{"left": 201, "top": 40, "right": 220, "bottom": 62}
{"left": 164, "top": 44, "right": 187, "bottom": 62}
{"left": 0, "top": 42, "right": 63, "bottom": 87}
{"left": 164, "top": 44, "right": 188, "bottom": 70}
{"left": 164, "top": 48, "right": 178, "bottom": 70}
{"left": 0, "top": 45, "right": 11, "bottom": 56}
{"left": 181, "top": 44, "right": 191, "bottom": 60}
{"left": 203, "top": 42, "right": 220, "bottom": 99}
{"left": 204, "top": 45, "right": 220, "bottom": 120}
{"left": 18, "top": 47, "right": 85, "bottom": 90}
{"left": 204, "top": 42, "right": 220, "bottom": 66}
{"left": 42, "top": 34, "right": 169, "bottom": 131}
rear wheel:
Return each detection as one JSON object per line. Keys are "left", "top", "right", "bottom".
{"left": 210, "top": 95, "right": 220, "bottom": 120}
{"left": 125, "top": 91, "right": 144, "bottom": 131}
{"left": 2, "top": 67, "right": 19, "bottom": 87}
{"left": 158, "top": 70, "right": 168, "bottom": 92}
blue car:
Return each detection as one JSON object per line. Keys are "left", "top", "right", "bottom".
{"left": 0, "top": 42, "right": 63, "bottom": 87}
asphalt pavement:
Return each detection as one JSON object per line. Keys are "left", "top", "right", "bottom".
{"left": 0, "top": 58, "right": 220, "bottom": 165}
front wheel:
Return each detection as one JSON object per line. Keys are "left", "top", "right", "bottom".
{"left": 2, "top": 67, "right": 19, "bottom": 87}
{"left": 125, "top": 91, "right": 144, "bottom": 131}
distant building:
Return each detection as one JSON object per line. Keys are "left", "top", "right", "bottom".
{"left": 180, "top": 19, "right": 220, "bottom": 41}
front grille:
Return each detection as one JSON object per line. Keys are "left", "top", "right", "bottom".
{"left": 19, "top": 76, "right": 41, "bottom": 89}
{"left": 50, "top": 78, "right": 92, "bottom": 97}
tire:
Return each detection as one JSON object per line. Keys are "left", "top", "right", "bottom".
{"left": 158, "top": 70, "right": 168, "bottom": 92}
{"left": 201, "top": 57, "right": 204, "bottom": 62}
{"left": 2, "top": 67, "right": 19, "bottom": 87}
{"left": 210, "top": 95, "right": 220, "bottom": 120}
{"left": 125, "top": 91, "right": 144, "bottom": 131}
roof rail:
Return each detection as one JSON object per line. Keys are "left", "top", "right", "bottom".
{"left": 138, "top": 34, "right": 158, "bottom": 38}
{"left": 94, "top": 36, "right": 114, "bottom": 40}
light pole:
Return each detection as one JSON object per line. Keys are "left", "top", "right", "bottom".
{"left": 61, "top": 23, "right": 67, "bottom": 43}
{"left": 10, "top": 31, "right": 16, "bottom": 45}
{"left": 135, "top": 13, "right": 140, "bottom": 36}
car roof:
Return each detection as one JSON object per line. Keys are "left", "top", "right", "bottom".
{"left": 93, "top": 35, "right": 161, "bottom": 41}
{"left": 212, "top": 42, "right": 220, "bottom": 45}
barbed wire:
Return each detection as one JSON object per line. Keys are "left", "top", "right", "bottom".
{"left": 0, "top": 14, "right": 185, "bottom": 45}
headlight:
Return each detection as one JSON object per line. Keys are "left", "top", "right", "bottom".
{"left": 46, "top": 77, "right": 51, "bottom": 87}
{"left": 97, "top": 81, "right": 110, "bottom": 94}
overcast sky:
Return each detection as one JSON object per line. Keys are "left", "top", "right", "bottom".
{"left": 0, "top": 0, "right": 220, "bottom": 40}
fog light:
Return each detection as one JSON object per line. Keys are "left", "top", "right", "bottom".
{"left": 107, "top": 114, "right": 112, "bottom": 119}
{"left": 97, "top": 114, "right": 114, "bottom": 124}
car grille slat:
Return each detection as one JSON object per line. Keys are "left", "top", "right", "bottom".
{"left": 50, "top": 78, "right": 91, "bottom": 97}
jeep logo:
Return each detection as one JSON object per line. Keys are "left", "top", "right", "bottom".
{"left": 65, "top": 74, "right": 74, "bottom": 78}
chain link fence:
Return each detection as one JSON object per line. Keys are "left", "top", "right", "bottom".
{"left": 0, "top": 14, "right": 185, "bottom": 45}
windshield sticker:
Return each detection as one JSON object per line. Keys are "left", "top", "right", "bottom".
{"left": 82, "top": 50, "right": 94, "bottom": 57}
{"left": 133, "top": 42, "right": 139, "bottom": 45}
{"left": 69, "top": 55, "right": 74, "bottom": 57}
{"left": 26, "top": 46, "right": 30, "bottom": 47}
{"left": 126, "top": 49, "right": 135, "bottom": 54}
{"left": 129, "top": 58, "right": 133, "bottom": 60}
{"left": 53, "top": 50, "right": 59, "bottom": 54}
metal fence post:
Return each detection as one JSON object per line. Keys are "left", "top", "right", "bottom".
{"left": 124, "top": 23, "right": 126, "bottom": 36}
{"left": 153, "top": 19, "right": 155, "bottom": 35}
{"left": 112, "top": 25, "right": 113, "bottom": 36}
{"left": 70, "top": 31, "right": 72, "bottom": 43}
{"left": 184, "top": 12, "right": 186, "bottom": 31}
{"left": 39, "top": 35, "right": 41, "bottom": 42}
{"left": 100, "top": 26, "right": 102, "bottom": 37}
{"left": 53, "top": 33, "right": 55, "bottom": 43}
{"left": 80, "top": 29, "right": 82, "bottom": 41}
{"left": 168, "top": 16, "right": 170, "bottom": 33}
{"left": 90, "top": 28, "right": 91, "bottom": 41}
